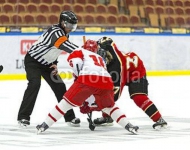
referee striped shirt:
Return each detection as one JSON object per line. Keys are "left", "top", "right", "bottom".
{"left": 28, "top": 24, "right": 78, "bottom": 65}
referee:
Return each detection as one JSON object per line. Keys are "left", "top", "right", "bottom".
{"left": 17, "top": 11, "right": 80, "bottom": 127}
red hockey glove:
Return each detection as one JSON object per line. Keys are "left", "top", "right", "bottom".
{"left": 80, "top": 102, "right": 102, "bottom": 114}
{"left": 90, "top": 106, "right": 102, "bottom": 112}
{"left": 80, "top": 102, "right": 91, "bottom": 114}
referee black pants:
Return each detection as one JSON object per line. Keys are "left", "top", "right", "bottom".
{"left": 17, "top": 53, "right": 76, "bottom": 122}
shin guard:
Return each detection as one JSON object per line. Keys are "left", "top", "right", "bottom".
{"left": 45, "top": 99, "right": 73, "bottom": 127}
{"left": 132, "top": 94, "right": 161, "bottom": 122}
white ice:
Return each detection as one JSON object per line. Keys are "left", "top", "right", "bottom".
{"left": 0, "top": 76, "right": 190, "bottom": 150}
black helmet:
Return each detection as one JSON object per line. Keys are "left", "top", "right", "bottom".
{"left": 59, "top": 11, "right": 78, "bottom": 31}
{"left": 97, "top": 37, "right": 113, "bottom": 50}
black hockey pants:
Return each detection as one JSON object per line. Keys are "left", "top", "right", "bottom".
{"left": 17, "top": 53, "right": 76, "bottom": 122}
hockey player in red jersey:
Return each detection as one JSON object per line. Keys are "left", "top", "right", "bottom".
{"left": 36, "top": 39, "right": 139, "bottom": 134}
{"left": 81, "top": 37, "right": 167, "bottom": 129}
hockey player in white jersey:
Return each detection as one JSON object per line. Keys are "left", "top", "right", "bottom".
{"left": 36, "top": 39, "right": 139, "bottom": 134}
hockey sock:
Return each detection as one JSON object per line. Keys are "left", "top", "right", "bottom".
{"left": 132, "top": 94, "right": 161, "bottom": 122}
{"left": 102, "top": 104, "right": 129, "bottom": 128}
{"left": 45, "top": 99, "right": 73, "bottom": 127}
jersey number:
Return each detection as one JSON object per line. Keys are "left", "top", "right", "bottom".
{"left": 114, "top": 86, "right": 120, "bottom": 94}
{"left": 126, "top": 56, "right": 138, "bottom": 69}
{"left": 89, "top": 55, "right": 104, "bottom": 67}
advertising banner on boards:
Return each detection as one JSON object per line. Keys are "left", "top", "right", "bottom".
{"left": 0, "top": 34, "right": 190, "bottom": 75}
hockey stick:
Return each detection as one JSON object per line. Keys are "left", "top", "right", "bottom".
{"left": 76, "top": 63, "right": 94, "bottom": 131}
{"left": 87, "top": 112, "right": 96, "bottom": 131}
{"left": 82, "top": 35, "right": 96, "bottom": 131}
{"left": 83, "top": 35, "right": 86, "bottom": 44}
{"left": 0, "top": 65, "right": 3, "bottom": 73}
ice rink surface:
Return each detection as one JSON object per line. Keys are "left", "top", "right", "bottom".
{"left": 0, "top": 76, "right": 190, "bottom": 150}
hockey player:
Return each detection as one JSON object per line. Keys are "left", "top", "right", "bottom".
{"left": 36, "top": 40, "right": 139, "bottom": 134}
{"left": 81, "top": 37, "right": 167, "bottom": 130}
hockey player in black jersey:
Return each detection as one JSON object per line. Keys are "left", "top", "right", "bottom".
{"left": 80, "top": 37, "right": 167, "bottom": 130}
{"left": 93, "top": 37, "right": 167, "bottom": 129}
{"left": 18, "top": 11, "right": 80, "bottom": 127}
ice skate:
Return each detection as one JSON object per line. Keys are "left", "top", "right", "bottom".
{"left": 66, "top": 118, "right": 81, "bottom": 127}
{"left": 153, "top": 117, "right": 167, "bottom": 130}
{"left": 93, "top": 116, "right": 114, "bottom": 126}
{"left": 36, "top": 122, "right": 49, "bottom": 134}
{"left": 18, "top": 119, "right": 30, "bottom": 128}
{"left": 125, "top": 123, "right": 139, "bottom": 135}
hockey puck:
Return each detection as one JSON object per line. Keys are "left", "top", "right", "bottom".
{"left": 0, "top": 65, "right": 3, "bottom": 73}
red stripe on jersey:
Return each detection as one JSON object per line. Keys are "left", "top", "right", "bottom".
{"left": 116, "top": 114, "right": 126, "bottom": 123}
{"left": 48, "top": 113, "right": 57, "bottom": 122}
{"left": 110, "top": 107, "right": 119, "bottom": 116}
{"left": 67, "top": 49, "right": 84, "bottom": 62}
{"left": 55, "top": 105, "right": 65, "bottom": 115}
{"left": 63, "top": 97, "right": 79, "bottom": 107}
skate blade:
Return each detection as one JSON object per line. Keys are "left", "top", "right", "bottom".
{"left": 36, "top": 129, "right": 43, "bottom": 135}
{"left": 94, "top": 123, "right": 114, "bottom": 126}
{"left": 154, "top": 124, "right": 168, "bottom": 130}
{"left": 18, "top": 123, "right": 28, "bottom": 128}
{"left": 66, "top": 122, "right": 80, "bottom": 127}
{"left": 130, "top": 129, "right": 139, "bottom": 135}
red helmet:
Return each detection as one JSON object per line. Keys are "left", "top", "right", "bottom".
{"left": 83, "top": 40, "right": 98, "bottom": 53}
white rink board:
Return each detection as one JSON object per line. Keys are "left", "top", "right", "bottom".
{"left": 0, "top": 34, "right": 190, "bottom": 74}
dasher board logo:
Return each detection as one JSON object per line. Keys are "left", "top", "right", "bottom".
{"left": 20, "top": 40, "right": 36, "bottom": 55}
{"left": 20, "top": 40, "right": 67, "bottom": 55}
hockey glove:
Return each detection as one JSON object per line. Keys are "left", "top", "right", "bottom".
{"left": 80, "top": 102, "right": 91, "bottom": 114}
{"left": 80, "top": 102, "right": 102, "bottom": 114}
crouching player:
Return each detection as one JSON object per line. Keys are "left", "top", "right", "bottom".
{"left": 36, "top": 40, "right": 139, "bottom": 134}
{"left": 89, "top": 37, "right": 167, "bottom": 130}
